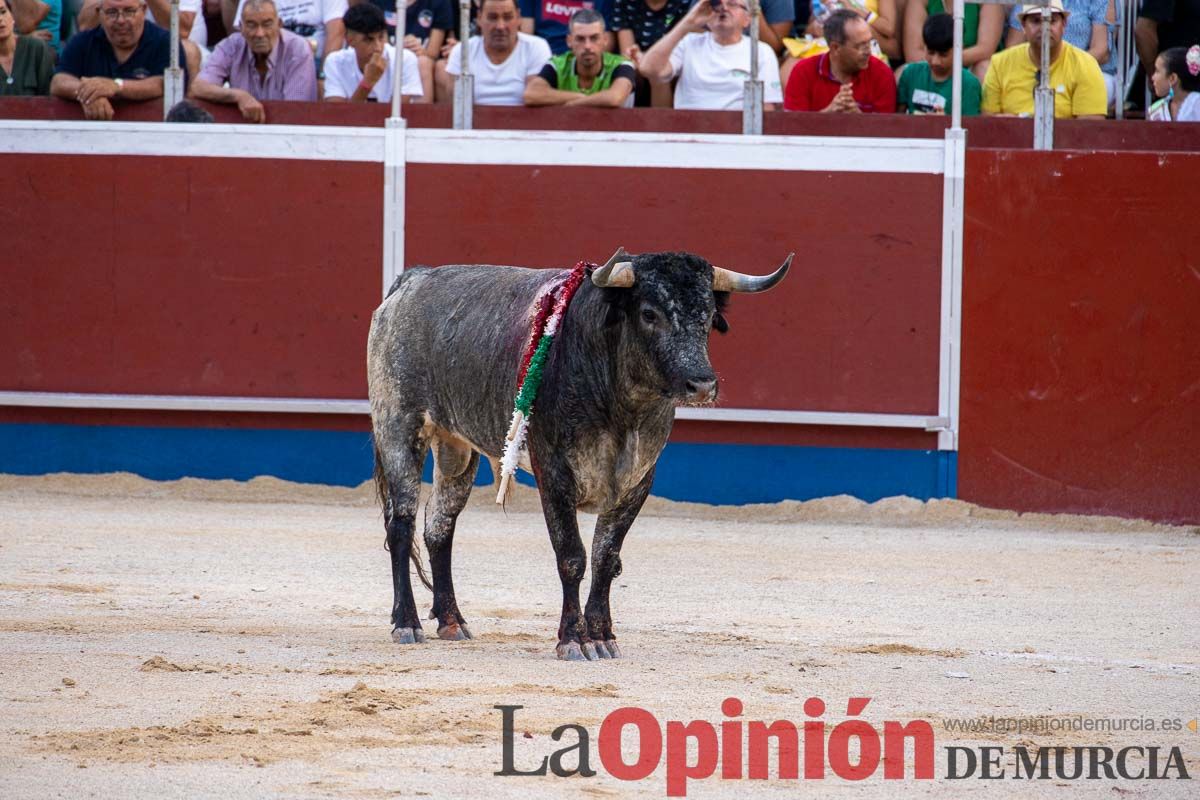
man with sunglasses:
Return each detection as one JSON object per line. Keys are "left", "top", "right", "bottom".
{"left": 982, "top": 0, "right": 1106, "bottom": 118}
{"left": 50, "top": 0, "right": 186, "bottom": 119}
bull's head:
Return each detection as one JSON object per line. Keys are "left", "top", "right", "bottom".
{"left": 590, "top": 247, "right": 791, "bottom": 406}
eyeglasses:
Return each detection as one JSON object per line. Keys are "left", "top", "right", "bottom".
{"left": 101, "top": 6, "right": 146, "bottom": 21}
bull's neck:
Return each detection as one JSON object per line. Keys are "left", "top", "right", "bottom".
{"left": 553, "top": 284, "right": 674, "bottom": 429}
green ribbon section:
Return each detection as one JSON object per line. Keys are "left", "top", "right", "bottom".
{"left": 514, "top": 333, "right": 555, "bottom": 415}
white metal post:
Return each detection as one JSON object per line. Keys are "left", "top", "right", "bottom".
{"left": 454, "top": 0, "right": 473, "bottom": 130}
{"left": 390, "top": 0, "right": 408, "bottom": 116}
{"left": 951, "top": 0, "right": 964, "bottom": 131}
{"left": 939, "top": 0, "right": 968, "bottom": 451}
{"left": 1113, "top": 0, "right": 1125, "bottom": 119}
{"left": 382, "top": 119, "right": 406, "bottom": 295}
{"left": 1033, "top": 5, "right": 1054, "bottom": 150}
{"left": 937, "top": 127, "right": 966, "bottom": 452}
{"left": 742, "top": 0, "right": 763, "bottom": 135}
{"left": 163, "top": 0, "right": 185, "bottom": 118}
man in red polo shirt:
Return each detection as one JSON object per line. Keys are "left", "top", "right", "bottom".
{"left": 784, "top": 8, "right": 896, "bottom": 112}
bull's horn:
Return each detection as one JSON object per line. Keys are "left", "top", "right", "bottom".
{"left": 591, "top": 247, "right": 635, "bottom": 288}
{"left": 712, "top": 253, "right": 793, "bottom": 293}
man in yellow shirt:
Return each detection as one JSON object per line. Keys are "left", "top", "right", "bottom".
{"left": 982, "top": 0, "right": 1107, "bottom": 119}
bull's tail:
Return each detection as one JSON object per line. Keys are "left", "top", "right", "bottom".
{"left": 374, "top": 441, "right": 433, "bottom": 593}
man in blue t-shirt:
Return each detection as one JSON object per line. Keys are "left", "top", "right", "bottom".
{"left": 50, "top": 0, "right": 185, "bottom": 119}
{"left": 519, "top": 0, "right": 615, "bottom": 54}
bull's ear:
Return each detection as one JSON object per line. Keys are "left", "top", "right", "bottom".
{"left": 599, "top": 288, "right": 626, "bottom": 328}
{"left": 713, "top": 291, "right": 731, "bottom": 334}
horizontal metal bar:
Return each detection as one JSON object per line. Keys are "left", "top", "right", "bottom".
{"left": 0, "top": 120, "right": 385, "bottom": 162}
{"left": 0, "top": 392, "right": 947, "bottom": 430}
{"left": 0, "top": 122, "right": 945, "bottom": 175}
{"left": 408, "top": 129, "right": 946, "bottom": 175}
{"left": 675, "top": 407, "right": 948, "bottom": 430}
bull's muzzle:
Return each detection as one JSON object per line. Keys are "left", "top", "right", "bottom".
{"left": 685, "top": 377, "right": 718, "bottom": 405}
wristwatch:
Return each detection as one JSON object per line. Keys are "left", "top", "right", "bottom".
{"left": 113, "top": 77, "right": 125, "bottom": 95}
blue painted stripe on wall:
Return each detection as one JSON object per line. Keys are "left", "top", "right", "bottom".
{"left": 0, "top": 423, "right": 955, "bottom": 504}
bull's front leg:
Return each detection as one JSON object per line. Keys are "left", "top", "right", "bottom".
{"left": 584, "top": 468, "right": 654, "bottom": 659}
{"left": 537, "top": 472, "right": 598, "bottom": 661}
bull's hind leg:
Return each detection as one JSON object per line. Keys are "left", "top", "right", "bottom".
{"left": 375, "top": 414, "right": 431, "bottom": 645}
{"left": 584, "top": 468, "right": 654, "bottom": 659}
{"left": 424, "top": 439, "right": 479, "bottom": 641}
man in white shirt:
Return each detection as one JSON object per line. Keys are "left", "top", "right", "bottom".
{"left": 637, "top": 0, "right": 781, "bottom": 110}
{"left": 441, "top": 0, "right": 551, "bottom": 105}
{"left": 324, "top": 3, "right": 424, "bottom": 102}
{"left": 225, "top": 0, "right": 347, "bottom": 60}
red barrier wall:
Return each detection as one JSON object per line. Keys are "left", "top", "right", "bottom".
{"left": 0, "top": 148, "right": 945, "bottom": 452}
{"left": 960, "top": 149, "right": 1200, "bottom": 523}
{"left": 2, "top": 155, "right": 379, "bottom": 399}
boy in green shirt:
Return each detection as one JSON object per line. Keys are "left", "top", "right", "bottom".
{"left": 897, "top": 12, "right": 982, "bottom": 115}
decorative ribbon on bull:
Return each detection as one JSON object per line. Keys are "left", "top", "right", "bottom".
{"left": 496, "top": 247, "right": 793, "bottom": 502}
{"left": 496, "top": 260, "right": 592, "bottom": 503}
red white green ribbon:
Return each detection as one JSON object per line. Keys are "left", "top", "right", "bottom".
{"left": 497, "top": 262, "right": 590, "bottom": 503}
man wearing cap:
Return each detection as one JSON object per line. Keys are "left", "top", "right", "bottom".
{"left": 982, "top": 0, "right": 1106, "bottom": 118}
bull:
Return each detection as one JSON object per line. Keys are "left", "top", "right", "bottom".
{"left": 367, "top": 249, "right": 790, "bottom": 660}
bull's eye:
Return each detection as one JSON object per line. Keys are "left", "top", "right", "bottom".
{"left": 640, "top": 308, "right": 659, "bottom": 325}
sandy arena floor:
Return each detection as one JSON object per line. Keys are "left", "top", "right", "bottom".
{"left": 0, "top": 472, "right": 1196, "bottom": 798}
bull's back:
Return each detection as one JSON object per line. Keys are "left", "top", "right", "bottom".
{"left": 368, "top": 265, "right": 557, "bottom": 456}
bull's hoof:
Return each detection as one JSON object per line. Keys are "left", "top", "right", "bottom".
{"left": 593, "top": 640, "right": 621, "bottom": 659}
{"left": 391, "top": 626, "right": 426, "bottom": 644}
{"left": 437, "top": 622, "right": 473, "bottom": 641}
{"left": 556, "top": 641, "right": 606, "bottom": 661}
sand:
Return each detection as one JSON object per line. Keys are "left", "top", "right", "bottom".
{"left": 0, "top": 472, "right": 1196, "bottom": 798}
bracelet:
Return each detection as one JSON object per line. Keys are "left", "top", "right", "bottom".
{"left": 358, "top": 80, "right": 374, "bottom": 93}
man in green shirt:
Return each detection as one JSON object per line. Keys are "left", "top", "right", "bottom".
{"left": 523, "top": 8, "right": 635, "bottom": 107}
{"left": 897, "top": 12, "right": 982, "bottom": 115}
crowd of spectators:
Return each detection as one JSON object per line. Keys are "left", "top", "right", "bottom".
{"left": 0, "top": 0, "right": 1196, "bottom": 122}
